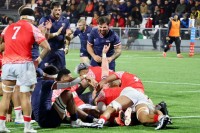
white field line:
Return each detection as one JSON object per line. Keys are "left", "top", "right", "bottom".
{"left": 171, "top": 116, "right": 200, "bottom": 119}
{"left": 143, "top": 81, "right": 200, "bottom": 86}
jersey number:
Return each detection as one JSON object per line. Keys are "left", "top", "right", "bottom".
{"left": 12, "top": 26, "right": 21, "bottom": 39}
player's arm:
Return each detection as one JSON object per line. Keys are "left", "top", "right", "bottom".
{"left": 108, "top": 44, "right": 122, "bottom": 63}
{"left": 101, "top": 44, "right": 110, "bottom": 79}
{"left": 64, "top": 29, "right": 74, "bottom": 54}
{"left": 52, "top": 75, "right": 87, "bottom": 90}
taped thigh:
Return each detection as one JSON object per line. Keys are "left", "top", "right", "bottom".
{"left": 54, "top": 96, "right": 67, "bottom": 114}
{"left": 136, "top": 106, "right": 149, "bottom": 119}
{"left": 2, "top": 83, "right": 15, "bottom": 93}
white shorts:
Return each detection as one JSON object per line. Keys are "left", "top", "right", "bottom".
{"left": 120, "top": 87, "right": 155, "bottom": 111}
{"left": 1, "top": 62, "right": 37, "bottom": 86}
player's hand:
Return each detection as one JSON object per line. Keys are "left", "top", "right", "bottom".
{"left": 98, "top": 79, "right": 107, "bottom": 91}
{"left": 45, "top": 19, "right": 52, "bottom": 30}
{"left": 6, "top": 114, "right": 12, "bottom": 122}
{"left": 65, "top": 29, "right": 73, "bottom": 40}
{"left": 57, "top": 26, "right": 64, "bottom": 35}
{"left": 38, "top": 22, "right": 46, "bottom": 34}
{"left": 86, "top": 77, "right": 98, "bottom": 89}
{"left": 93, "top": 55, "right": 102, "bottom": 63}
{"left": 64, "top": 47, "right": 69, "bottom": 54}
{"left": 166, "top": 37, "right": 170, "bottom": 41}
{"left": 107, "top": 57, "right": 113, "bottom": 63}
{"left": 102, "top": 43, "right": 110, "bottom": 54}
{"left": 34, "top": 57, "right": 42, "bottom": 68}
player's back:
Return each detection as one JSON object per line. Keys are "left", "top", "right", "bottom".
{"left": 121, "top": 72, "right": 144, "bottom": 93}
{"left": 3, "top": 20, "right": 35, "bottom": 64}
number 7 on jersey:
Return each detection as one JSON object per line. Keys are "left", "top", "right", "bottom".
{"left": 12, "top": 26, "right": 21, "bottom": 39}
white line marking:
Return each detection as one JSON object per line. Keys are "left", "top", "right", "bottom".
{"left": 143, "top": 81, "right": 200, "bottom": 86}
{"left": 171, "top": 116, "right": 200, "bottom": 119}
{"left": 177, "top": 90, "right": 200, "bottom": 93}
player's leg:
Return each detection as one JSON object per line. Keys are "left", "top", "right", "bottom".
{"left": 174, "top": 37, "right": 182, "bottom": 58}
{"left": 17, "top": 62, "right": 37, "bottom": 133}
{"left": 54, "top": 90, "right": 93, "bottom": 127}
{"left": 0, "top": 80, "right": 15, "bottom": 132}
{"left": 12, "top": 85, "right": 24, "bottom": 124}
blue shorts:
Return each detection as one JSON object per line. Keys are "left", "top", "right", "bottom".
{"left": 37, "top": 107, "right": 62, "bottom": 128}
{"left": 80, "top": 49, "right": 91, "bottom": 59}
{"left": 90, "top": 58, "right": 116, "bottom": 71}
{"left": 39, "top": 49, "right": 66, "bottom": 70}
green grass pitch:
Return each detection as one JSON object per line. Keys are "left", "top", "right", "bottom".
{"left": 3, "top": 50, "right": 200, "bottom": 133}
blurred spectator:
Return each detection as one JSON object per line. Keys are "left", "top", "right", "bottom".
{"left": 91, "top": 11, "right": 99, "bottom": 26}
{"left": 125, "top": 1, "right": 133, "bottom": 17}
{"left": 152, "top": 9, "right": 167, "bottom": 26}
{"left": 180, "top": 13, "right": 189, "bottom": 28}
{"left": 111, "top": 0, "right": 119, "bottom": 12}
{"left": 164, "top": 0, "right": 172, "bottom": 18}
{"left": 186, "top": 0, "right": 195, "bottom": 13}
{"left": 105, "top": 0, "right": 112, "bottom": 14}
{"left": 125, "top": 15, "right": 139, "bottom": 50}
{"left": 98, "top": 5, "right": 106, "bottom": 16}
{"left": 135, "top": 0, "right": 141, "bottom": 10}
{"left": 171, "top": 0, "right": 179, "bottom": 13}
{"left": 77, "top": 0, "right": 86, "bottom": 16}
{"left": 118, "top": 0, "right": 128, "bottom": 17}
{"left": 140, "top": 1, "right": 148, "bottom": 18}
{"left": 107, "top": 13, "right": 116, "bottom": 27}
{"left": 62, "top": 0, "right": 72, "bottom": 11}
{"left": 93, "top": 0, "right": 99, "bottom": 11}
{"left": 142, "top": 17, "right": 153, "bottom": 39}
{"left": 155, "top": 0, "right": 164, "bottom": 13}
{"left": 34, "top": 7, "right": 43, "bottom": 25}
{"left": 85, "top": 0, "right": 94, "bottom": 16}
{"left": 70, "top": 5, "right": 79, "bottom": 23}
{"left": 146, "top": 0, "right": 154, "bottom": 14}
{"left": 131, "top": 6, "right": 142, "bottom": 25}
{"left": 194, "top": 0, "right": 200, "bottom": 10}
{"left": 175, "top": 0, "right": 187, "bottom": 16}
{"left": 116, "top": 13, "right": 125, "bottom": 27}
{"left": 1, "top": 15, "right": 10, "bottom": 25}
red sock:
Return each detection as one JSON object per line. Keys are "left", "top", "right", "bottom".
{"left": 100, "top": 116, "right": 107, "bottom": 122}
{"left": 0, "top": 116, "right": 6, "bottom": 120}
{"left": 153, "top": 114, "right": 159, "bottom": 122}
{"left": 23, "top": 116, "right": 31, "bottom": 122}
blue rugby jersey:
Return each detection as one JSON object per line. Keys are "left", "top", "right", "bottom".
{"left": 31, "top": 42, "right": 39, "bottom": 60}
{"left": 87, "top": 28, "right": 121, "bottom": 57}
{"left": 74, "top": 25, "right": 92, "bottom": 53}
{"left": 31, "top": 77, "right": 55, "bottom": 122}
{"left": 39, "top": 15, "right": 70, "bottom": 51}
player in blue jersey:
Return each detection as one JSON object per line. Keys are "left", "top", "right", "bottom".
{"left": 73, "top": 19, "right": 92, "bottom": 64}
{"left": 38, "top": 2, "right": 73, "bottom": 70}
{"left": 87, "top": 16, "right": 122, "bottom": 71}
{"left": 31, "top": 65, "right": 93, "bottom": 128}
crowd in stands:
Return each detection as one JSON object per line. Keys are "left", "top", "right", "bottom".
{"left": 0, "top": 0, "right": 200, "bottom": 37}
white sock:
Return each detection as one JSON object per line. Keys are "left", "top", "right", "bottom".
{"left": 14, "top": 106, "right": 22, "bottom": 119}
{"left": 0, "top": 119, "right": 6, "bottom": 127}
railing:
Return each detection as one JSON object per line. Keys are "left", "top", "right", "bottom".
{"left": 0, "top": 25, "right": 199, "bottom": 52}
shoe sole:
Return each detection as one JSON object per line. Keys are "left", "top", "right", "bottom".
{"left": 124, "top": 107, "right": 132, "bottom": 126}
{"left": 155, "top": 116, "right": 169, "bottom": 130}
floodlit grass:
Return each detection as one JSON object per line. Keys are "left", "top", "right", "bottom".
{"left": 3, "top": 50, "right": 200, "bottom": 132}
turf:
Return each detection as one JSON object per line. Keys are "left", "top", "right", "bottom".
{"left": 4, "top": 50, "right": 200, "bottom": 133}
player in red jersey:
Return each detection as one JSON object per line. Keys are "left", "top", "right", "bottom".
{"left": 92, "top": 72, "right": 170, "bottom": 130}
{"left": 0, "top": 7, "right": 50, "bottom": 133}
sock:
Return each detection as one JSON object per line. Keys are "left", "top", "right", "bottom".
{"left": 23, "top": 115, "right": 31, "bottom": 129}
{"left": 99, "top": 115, "right": 107, "bottom": 123}
{"left": 14, "top": 106, "right": 22, "bottom": 119}
{"left": 70, "top": 113, "right": 78, "bottom": 121}
{"left": 85, "top": 115, "right": 94, "bottom": 123}
{"left": 0, "top": 116, "right": 6, "bottom": 127}
{"left": 153, "top": 114, "right": 159, "bottom": 122}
